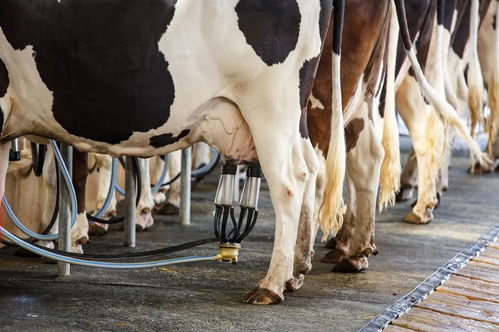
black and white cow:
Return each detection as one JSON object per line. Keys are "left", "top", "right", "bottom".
{"left": 0, "top": 0, "right": 347, "bottom": 304}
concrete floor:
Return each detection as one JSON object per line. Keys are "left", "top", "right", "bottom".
{"left": 1, "top": 153, "right": 498, "bottom": 332}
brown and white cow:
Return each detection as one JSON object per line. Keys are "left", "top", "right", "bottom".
{"left": 295, "top": 0, "right": 401, "bottom": 275}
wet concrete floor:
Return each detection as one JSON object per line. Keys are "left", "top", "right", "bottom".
{"left": 1, "top": 152, "right": 498, "bottom": 331}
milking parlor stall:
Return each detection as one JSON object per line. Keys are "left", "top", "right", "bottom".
{"left": 1, "top": 0, "right": 499, "bottom": 331}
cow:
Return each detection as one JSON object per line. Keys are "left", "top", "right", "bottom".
{"left": 0, "top": 0, "right": 346, "bottom": 304}
{"left": 298, "top": 0, "right": 400, "bottom": 275}
{"left": 0, "top": 140, "right": 89, "bottom": 253}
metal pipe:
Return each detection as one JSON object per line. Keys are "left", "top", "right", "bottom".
{"left": 179, "top": 148, "right": 192, "bottom": 225}
{"left": 124, "top": 156, "right": 136, "bottom": 247}
{"left": 9, "top": 139, "right": 21, "bottom": 161}
{"left": 58, "top": 144, "right": 72, "bottom": 277}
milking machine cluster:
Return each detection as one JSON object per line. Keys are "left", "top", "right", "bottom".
{"left": 0, "top": 138, "right": 262, "bottom": 274}
{"left": 214, "top": 164, "right": 261, "bottom": 263}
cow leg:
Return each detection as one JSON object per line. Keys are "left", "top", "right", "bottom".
{"left": 71, "top": 150, "right": 90, "bottom": 253}
{"left": 397, "top": 148, "right": 417, "bottom": 202}
{"left": 156, "top": 150, "right": 181, "bottom": 215}
{"left": 397, "top": 77, "right": 442, "bottom": 224}
{"left": 493, "top": 135, "right": 499, "bottom": 161}
{"left": 437, "top": 130, "right": 453, "bottom": 195}
{"left": 336, "top": 115, "right": 384, "bottom": 272}
{"left": 322, "top": 175, "right": 355, "bottom": 264}
{"left": 243, "top": 125, "right": 318, "bottom": 304}
{"left": 116, "top": 158, "right": 154, "bottom": 231}
{"left": 286, "top": 156, "right": 320, "bottom": 292}
{"left": 135, "top": 158, "right": 154, "bottom": 231}
{"left": 87, "top": 154, "right": 115, "bottom": 235}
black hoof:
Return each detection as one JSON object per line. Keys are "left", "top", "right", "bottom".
{"left": 88, "top": 224, "right": 108, "bottom": 236}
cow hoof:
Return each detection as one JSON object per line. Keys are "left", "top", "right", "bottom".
{"left": 468, "top": 162, "right": 491, "bottom": 174}
{"left": 333, "top": 256, "right": 368, "bottom": 273}
{"left": 243, "top": 287, "right": 283, "bottom": 305}
{"left": 156, "top": 202, "right": 180, "bottom": 216}
{"left": 324, "top": 237, "right": 337, "bottom": 249}
{"left": 285, "top": 274, "right": 305, "bottom": 292}
{"left": 403, "top": 212, "right": 432, "bottom": 224}
{"left": 136, "top": 212, "right": 154, "bottom": 231}
{"left": 321, "top": 248, "right": 345, "bottom": 264}
{"left": 396, "top": 188, "right": 414, "bottom": 203}
{"left": 89, "top": 223, "right": 108, "bottom": 236}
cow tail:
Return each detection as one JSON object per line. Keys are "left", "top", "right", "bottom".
{"left": 319, "top": 0, "right": 346, "bottom": 240}
{"left": 467, "top": 0, "right": 485, "bottom": 139}
{"left": 486, "top": 1, "right": 499, "bottom": 153}
{"left": 379, "top": 3, "right": 401, "bottom": 212}
{"left": 393, "top": 0, "right": 491, "bottom": 168}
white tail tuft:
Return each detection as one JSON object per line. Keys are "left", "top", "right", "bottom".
{"left": 379, "top": 4, "right": 401, "bottom": 211}
{"left": 319, "top": 52, "right": 346, "bottom": 240}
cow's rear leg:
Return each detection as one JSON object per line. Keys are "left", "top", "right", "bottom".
{"left": 285, "top": 147, "right": 321, "bottom": 292}
{"left": 242, "top": 126, "right": 317, "bottom": 304}
{"left": 437, "top": 133, "right": 452, "bottom": 195}
{"left": 321, "top": 176, "right": 355, "bottom": 264}
{"left": 397, "top": 77, "right": 442, "bottom": 224}
{"left": 135, "top": 158, "right": 154, "bottom": 231}
{"left": 334, "top": 118, "right": 383, "bottom": 272}
{"left": 155, "top": 150, "right": 181, "bottom": 215}
{"left": 397, "top": 148, "right": 418, "bottom": 202}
